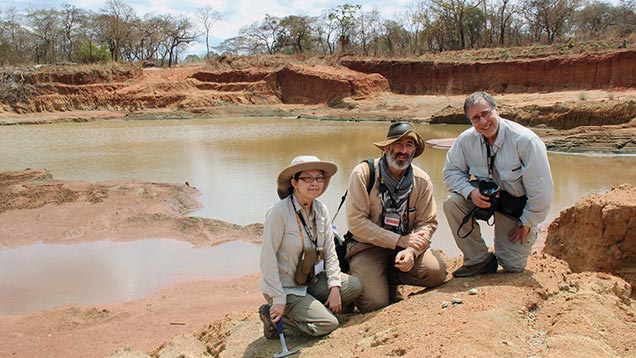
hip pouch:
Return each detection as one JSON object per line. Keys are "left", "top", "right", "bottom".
{"left": 294, "top": 247, "right": 323, "bottom": 285}
{"left": 496, "top": 191, "right": 527, "bottom": 218}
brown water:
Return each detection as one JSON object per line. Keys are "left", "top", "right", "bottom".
{"left": 1, "top": 118, "right": 634, "bottom": 314}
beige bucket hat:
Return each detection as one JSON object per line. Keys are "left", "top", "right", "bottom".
{"left": 277, "top": 155, "right": 338, "bottom": 199}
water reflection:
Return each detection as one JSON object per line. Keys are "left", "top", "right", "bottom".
{"left": 1, "top": 118, "right": 634, "bottom": 252}
{"left": 0, "top": 239, "right": 260, "bottom": 315}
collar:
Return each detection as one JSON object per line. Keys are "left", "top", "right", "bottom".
{"left": 290, "top": 194, "right": 316, "bottom": 220}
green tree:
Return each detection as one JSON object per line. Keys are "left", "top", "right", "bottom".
{"left": 328, "top": 3, "right": 362, "bottom": 52}
{"left": 278, "top": 15, "right": 314, "bottom": 54}
{"left": 75, "top": 40, "right": 111, "bottom": 63}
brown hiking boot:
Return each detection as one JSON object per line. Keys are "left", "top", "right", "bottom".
{"left": 452, "top": 253, "right": 499, "bottom": 278}
{"left": 258, "top": 304, "right": 278, "bottom": 340}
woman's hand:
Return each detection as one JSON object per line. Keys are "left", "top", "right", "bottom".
{"left": 325, "top": 287, "right": 342, "bottom": 314}
{"left": 269, "top": 303, "right": 286, "bottom": 323}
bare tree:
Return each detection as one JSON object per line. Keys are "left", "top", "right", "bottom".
{"left": 316, "top": 10, "right": 339, "bottom": 55}
{"left": 163, "top": 15, "right": 199, "bottom": 66}
{"left": 197, "top": 5, "right": 222, "bottom": 59}
{"left": 355, "top": 9, "right": 383, "bottom": 56}
{"left": 0, "top": 7, "right": 33, "bottom": 65}
{"left": 617, "top": 0, "right": 636, "bottom": 38}
{"left": 395, "top": 2, "right": 428, "bottom": 55}
{"left": 522, "top": 0, "right": 582, "bottom": 44}
{"left": 239, "top": 14, "right": 283, "bottom": 54}
{"left": 573, "top": 2, "right": 620, "bottom": 40}
{"left": 493, "top": 0, "right": 519, "bottom": 46}
{"left": 59, "top": 3, "right": 87, "bottom": 62}
{"left": 429, "top": 0, "right": 484, "bottom": 50}
{"left": 27, "top": 6, "right": 63, "bottom": 63}
{"left": 98, "top": 0, "right": 137, "bottom": 61}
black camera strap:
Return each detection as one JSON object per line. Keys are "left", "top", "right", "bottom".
{"left": 485, "top": 139, "right": 496, "bottom": 180}
{"left": 457, "top": 207, "right": 479, "bottom": 238}
{"left": 290, "top": 196, "right": 318, "bottom": 249}
{"left": 458, "top": 139, "right": 498, "bottom": 239}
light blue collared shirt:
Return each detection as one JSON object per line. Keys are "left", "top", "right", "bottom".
{"left": 443, "top": 118, "right": 554, "bottom": 227}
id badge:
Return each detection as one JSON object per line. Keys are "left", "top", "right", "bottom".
{"left": 383, "top": 211, "right": 401, "bottom": 228}
{"left": 314, "top": 259, "right": 325, "bottom": 274}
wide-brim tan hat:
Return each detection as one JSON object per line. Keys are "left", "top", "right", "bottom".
{"left": 277, "top": 155, "right": 338, "bottom": 199}
{"left": 373, "top": 121, "right": 425, "bottom": 158}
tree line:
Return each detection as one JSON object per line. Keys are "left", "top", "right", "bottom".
{"left": 1, "top": 0, "right": 634, "bottom": 67}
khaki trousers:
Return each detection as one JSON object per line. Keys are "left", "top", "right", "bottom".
{"left": 443, "top": 192, "right": 537, "bottom": 272}
{"left": 347, "top": 242, "right": 447, "bottom": 313}
{"left": 265, "top": 272, "right": 362, "bottom": 337}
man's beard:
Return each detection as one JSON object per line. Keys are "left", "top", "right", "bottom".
{"left": 386, "top": 149, "right": 413, "bottom": 171}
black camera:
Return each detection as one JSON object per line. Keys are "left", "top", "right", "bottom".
{"left": 474, "top": 181, "right": 499, "bottom": 221}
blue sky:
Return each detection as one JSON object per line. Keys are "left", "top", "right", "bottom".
{"left": 0, "top": 0, "right": 412, "bottom": 56}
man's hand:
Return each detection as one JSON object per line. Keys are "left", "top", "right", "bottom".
{"left": 394, "top": 249, "right": 415, "bottom": 272}
{"left": 509, "top": 225, "right": 530, "bottom": 244}
{"left": 397, "top": 233, "right": 430, "bottom": 251}
{"left": 469, "top": 188, "right": 494, "bottom": 209}
{"left": 325, "top": 287, "right": 342, "bottom": 313}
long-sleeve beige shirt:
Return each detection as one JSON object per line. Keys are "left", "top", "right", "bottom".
{"left": 260, "top": 195, "right": 341, "bottom": 306}
{"left": 345, "top": 158, "right": 438, "bottom": 256}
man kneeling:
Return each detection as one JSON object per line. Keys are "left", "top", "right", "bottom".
{"left": 345, "top": 122, "right": 447, "bottom": 313}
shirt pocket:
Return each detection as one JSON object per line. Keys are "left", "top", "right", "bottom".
{"left": 498, "top": 165, "right": 524, "bottom": 195}
{"left": 468, "top": 167, "right": 489, "bottom": 181}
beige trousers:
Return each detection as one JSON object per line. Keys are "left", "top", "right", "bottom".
{"left": 265, "top": 272, "right": 362, "bottom": 337}
{"left": 347, "top": 242, "right": 447, "bottom": 313}
{"left": 443, "top": 192, "right": 537, "bottom": 272}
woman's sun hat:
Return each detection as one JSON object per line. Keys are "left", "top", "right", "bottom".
{"left": 277, "top": 155, "right": 338, "bottom": 199}
{"left": 373, "top": 121, "right": 425, "bottom": 158}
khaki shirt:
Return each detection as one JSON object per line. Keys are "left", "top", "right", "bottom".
{"left": 260, "top": 195, "right": 341, "bottom": 306}
{"left": 345, "top": 158, "right": 438, "bottom": 257}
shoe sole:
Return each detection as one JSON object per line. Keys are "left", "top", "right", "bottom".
{"left": 452, "top": 254, "right": 498, "bottom": 277}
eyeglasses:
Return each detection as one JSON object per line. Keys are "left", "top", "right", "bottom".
{"left": 297, "top": 176, "right": 326, "bottom": 184}
{"left": 470, "top": 109, "right": 493, "bottom": 123}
